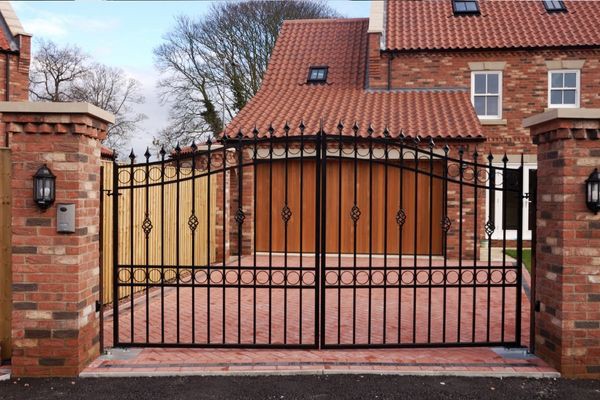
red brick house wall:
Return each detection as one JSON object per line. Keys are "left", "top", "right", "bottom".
{"left": 368, "top": 33, "right": 600, "bottom": 155}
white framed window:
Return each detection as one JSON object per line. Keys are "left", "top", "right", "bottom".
{"left": 548, "top": 69, "right": 580, "bottom": 108}
{"left": 471, "top": 71, "right": 502, "bottom": 119}
{"left": 485, "top": 163, "right": 537, "bottom": 241}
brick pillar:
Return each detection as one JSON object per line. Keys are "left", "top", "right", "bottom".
{"left": 1, "top": 102, "right": 114, "bottom": 377}
{"left": 524, "top": 108, "right": 600, "bottom": 378}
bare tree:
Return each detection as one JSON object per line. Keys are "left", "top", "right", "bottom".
{"left": 154, "top": 0, "right": 339, "bottom": 147}
{"left": 69, "top": 63, "right": 147, "bottom": 149}
{"left": 29, "top": 39, "right": 89, "bottom": 102}
{"left": 29, "top": 40, "right": 146, "bottom": 150}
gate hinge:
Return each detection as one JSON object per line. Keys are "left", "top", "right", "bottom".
{"left": 95, "top": 300, "right": 102, "bottom": 312}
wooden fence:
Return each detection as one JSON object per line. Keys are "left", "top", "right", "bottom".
{"left": 0, "top": 148, "right": 11, "bottom": 360}
{"left": 101, "top": 160, "right": 217, "bottom": 305}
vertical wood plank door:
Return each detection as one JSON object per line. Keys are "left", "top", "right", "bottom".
{"left": 255, "top": 159, "right": 443, "bottom": 255}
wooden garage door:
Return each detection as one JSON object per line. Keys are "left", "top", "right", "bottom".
{"left": 255, "top": 159, "right": 443, "bottom": 255}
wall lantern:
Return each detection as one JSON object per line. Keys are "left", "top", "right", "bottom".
{"left": 33, "top": 164, "right": 56, "bottom": 210}
{"left": 586, "top": 168, "right": 600, "bottom": 214}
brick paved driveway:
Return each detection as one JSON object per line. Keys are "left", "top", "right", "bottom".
{"left": 104, "top": 254, "right": 529, "bottom": 348}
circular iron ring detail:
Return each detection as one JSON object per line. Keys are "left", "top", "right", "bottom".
{"left": 118, "top": 269, "right": 131, "bottom": 284}
{"left": 460, "top": 270, "right": 474, "bottom": 284}
{"left": 325, "top": 271, "right": 339, "bottom": 285}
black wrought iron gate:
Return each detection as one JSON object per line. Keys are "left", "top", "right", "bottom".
{"left": 111, "top": 126, "right": 526, "bottom": 349}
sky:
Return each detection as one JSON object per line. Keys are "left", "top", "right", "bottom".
{"left": 13, "top": 0, "right": 372, "bottom": 154}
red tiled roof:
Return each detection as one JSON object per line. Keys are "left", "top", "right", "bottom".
{"left": 101, "top": 145, "right": 115, "bottom": 159}
{"left": 225, "top": 18, "right": 483, "bottom": 139}
{"left": 386, "top": 0, "right": 600, "bottom": 51}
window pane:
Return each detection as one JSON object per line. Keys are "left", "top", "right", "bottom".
{"left": 486, "top": 96, "right": 499, "bottom": 116}
{"left": 455, "top": 2, "right": 466, "bottom": 12}
{"left": 465, "top": 2, "right": 478, "bottom": 11}
{"left": 474, "top": 96, "right": 485, "bottom": 115}
{"left": 564, "top": 72, "right": 577, "bottom": 88}
{"left": 487, "top": 73, "right": 499, "bottom": 94}
{"left": 563, "top": 89, "right": 576, "bottom": 104}
{"left": 551, "top": 72, "right": 563, "bottom": 88}
{"left": 474, "top": 74, "right": 486, "bottom": 94}
{"left": 550, "top": 89, "right": 562, "bottom": 105}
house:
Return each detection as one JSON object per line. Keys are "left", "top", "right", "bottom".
{"left": 223, "top": 0, "right": 600, "bottom": 256}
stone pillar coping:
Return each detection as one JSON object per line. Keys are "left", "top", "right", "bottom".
{"left": 0, "top": 102, "right": 115, "bottom": 124}
{"left": 523, "top": 108, "right": 600, "bottom": 128}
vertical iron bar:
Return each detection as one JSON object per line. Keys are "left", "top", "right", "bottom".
{"left": 515, "top": 156, "right": 524, "bottom": 346}
{"left": 412, "top": 140, "right": 419, "bottom": 344}
{"left": 160, "top": 148, "right": 166, "bottom": 344}
{"left": 251, "top": 131, "right": 257, "bottom": 344}
{"left": 442, "top": 145, "right": 449, "bottom": 343}
{"left": 129, "top": 152, "right": 135, "bottom": 344}
{"left": 268, "top": 128, "right": 273, "bottom": 344}
{"left": 458, "top": 147, "right": 464, "bottom": 343}
{"left": 367, "top": 127, "right": 373, "bottom": 345}
{"left": 472, "top": 150, "right": 479, "bottom": 343}
{"left": 398, "top": 135, "right": 405, "bottom": 344}
{"left": 427, "top": 139, "right": 434, "bottom": 344}
{"left": 319, "top": 124, "right": 328, "bottom": 349}
{"left": 383, "top": 131, "right": 389, "bottom": 344}
{"left": 236, "top": 133, "right": 244, "bottom": 344}
{"left": 283, "top": 125, "right": 289, "bottom": 344}
{"left": 112, "top": 159, "right": 119, "bottom": 346}
{"left": 99, "top": 165, "right": 105, "bottom": 353}
{"left": 175, "top": 147, "right": 181, "bottom": 344}
{"left": 486, "top": 156, "right": 494, "bottom": 343}
{"left": 501, "top": 154, "right": 508, "bottom": 343}
{"left": 314, "top": 126, "right": 322, "bottom": 348}
{"left": 191, "top": 144, "right": 197, "bottom": 344}
{"left": 221, "top": 140, "right": 227, "bottom": 344}
{"left": 206, "top": 141, "right": 212, "bottom": 344}
{"left": 144, "top": 149, "right": 150, "bottom": 344}
{"left": 299, "top": 123, "right": 305, "bottom": 344}
{"left": 352, "top": 123, "right": 359, "bottom": 345}
{"left": 337, "top": 123, "right": 343, "bottom": 344}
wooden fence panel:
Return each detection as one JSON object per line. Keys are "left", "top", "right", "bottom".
{"left": 0, "top": 148, "right": 11, "bottom": 360}
{"left": 101, "top": 160, "right": 217, "bottom": 305}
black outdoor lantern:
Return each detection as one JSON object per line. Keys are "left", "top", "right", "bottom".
{"left": 33, "top": 164, "right": 56, "bottom": 210}
{"left": 586, "top": 168, "right": 600, "bottom": 214}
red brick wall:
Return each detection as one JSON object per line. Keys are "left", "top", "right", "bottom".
{"left": 0, "top": 35, "right": 31, "bottom": 102}
{"left": 368, "top": 43, "right": 600, "bottom": 155}
{"left": 530, "top": 117, "right": 600, "bottom": 378}
{"left": 5, "top": 111, "right": 107, "bottom": 377}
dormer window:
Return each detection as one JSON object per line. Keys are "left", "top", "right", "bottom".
{"left": 308, "top": 66, "right": 328, "bottom": 83}
{"left": 452, "top": 0, "right": 480, "bottom": 15}
{"left": 543, "top": 0, "right": 567, "bottom": 13}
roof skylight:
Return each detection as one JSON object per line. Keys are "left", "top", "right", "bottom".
{"left": 452, "top": 0, "right": 480, "bottom": 15}
{"left": 543, "top": 0, "right": 567, "bottom": 13}
{"left": 308, "top": 66, "right": 328, "bottom": 83}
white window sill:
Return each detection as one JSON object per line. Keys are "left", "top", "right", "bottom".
{"left": 479, "top": 118, "right": 507, "bottom": 126}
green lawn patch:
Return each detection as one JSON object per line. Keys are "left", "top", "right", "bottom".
{"left": 505, "top": 248, "right": 532, "bottom": 272}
